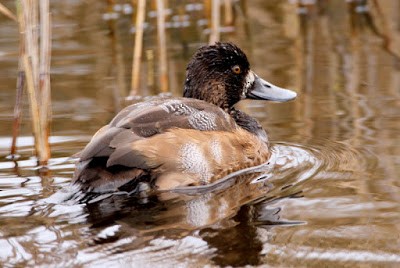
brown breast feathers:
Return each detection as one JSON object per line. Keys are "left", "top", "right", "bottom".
{"left": 73, "top": 97, "right": 269, "bottom": 192}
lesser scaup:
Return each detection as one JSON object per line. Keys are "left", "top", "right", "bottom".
{"left": 73, "top": 42, "right": 296, "bottom": 192}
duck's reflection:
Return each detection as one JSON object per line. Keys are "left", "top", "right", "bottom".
{"left": 85, "top": 171, "right": 272, "bottom": 229}
{"left": 200, "top": 192, "right": 304, "bottom": 266}
{"left": 201, "top": 205, "right": 264, "bottom": 266}
{"left": 83, "top": 170, "right": 303, "bottom": 266}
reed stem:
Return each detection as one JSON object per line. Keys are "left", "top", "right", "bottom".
{"left": 10, "top": 65, "right": 25, "bottom": 158}
{"left": 209, "top": 0, "right": 220, "bottom": 44}
{"left": 0, "top": 3, "right": 17, "bottom": 21}
{"left": 15, "top": 0, "right": 52, "bottom": 165}
{"left": 39, "top": 0, "right": 52, "bottom": 163}
{"left": 223, "top": 0, "right": 233, "bottom": 25}
{"left": 156, "top": 0, "right": 168, "bottom": 92}
{"left": 130, "top": 0, "right": 146, "bottom": 96}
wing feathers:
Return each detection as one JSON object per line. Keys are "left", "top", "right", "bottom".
{"left": 73, "top": 98, "right": 250, "bottom": 190}
{"left": 79, "top": 126, "right": 120, "bottom": 161}
{"left": 107, "top": 144, "right": 149, "bottom": 169}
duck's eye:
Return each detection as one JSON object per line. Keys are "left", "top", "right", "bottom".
{"left": 232, "top": 65, "right": 241, "bottom": 74}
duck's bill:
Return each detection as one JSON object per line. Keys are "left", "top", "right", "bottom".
{"left": 246, "top": 73, "right": 297, "bottom": 102}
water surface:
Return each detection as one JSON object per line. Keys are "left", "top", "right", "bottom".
{"left": 0, "top": 0, "right": 399, "bottom": 267}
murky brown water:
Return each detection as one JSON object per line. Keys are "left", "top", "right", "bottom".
{"left": 1, "top": 0, "right": 400, "bottom": 267}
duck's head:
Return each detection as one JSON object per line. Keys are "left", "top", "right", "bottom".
{"left": 183, "top": 42, "right": 297, "bottom": 110}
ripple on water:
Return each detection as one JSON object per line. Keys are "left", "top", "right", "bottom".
{"left": 0, "top": 139, "right": 394, "bottom": 267}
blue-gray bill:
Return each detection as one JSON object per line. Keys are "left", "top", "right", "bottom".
{"left": 247, "top": 72, "right": 297, "bottom": 102}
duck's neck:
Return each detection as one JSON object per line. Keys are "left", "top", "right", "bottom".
{"left": 229, "top": 108, "right": 269, "bottom": 144}
{"left": 184, "top": 82, "right": 231, "bottom": 111}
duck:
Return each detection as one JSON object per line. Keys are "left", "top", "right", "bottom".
{"left": 72, "top": 42, "right": 297, "bottom": 193}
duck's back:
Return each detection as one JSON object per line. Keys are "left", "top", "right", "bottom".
{"left": 73, "top": 97, "right": 270, "bottom": 192}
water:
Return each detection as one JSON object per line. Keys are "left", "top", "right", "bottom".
{"left": 1, "top": 0, "right": 400, "bottom": 267}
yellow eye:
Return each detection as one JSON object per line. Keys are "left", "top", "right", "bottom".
{"left": 232, "top": 65, "right": 241, "bottom": 74}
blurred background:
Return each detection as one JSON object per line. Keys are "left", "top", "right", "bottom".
{"left": 0, "top": 0, "right": 399, "bottom": 267}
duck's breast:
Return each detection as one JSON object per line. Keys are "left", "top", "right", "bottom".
{"left": 121, "top": 128, "right": 270, "bottom": 190}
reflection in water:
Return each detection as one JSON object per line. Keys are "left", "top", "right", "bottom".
{"left": 73, "top": 143, "right": 312, "bottom": 230}
{"left": 0, "top": 0, "right": 400, "bottom": 267}
{"left": 201, "top": 205, "right": 265, "bottom": 267}
{"left": 45, "top": 143, "right": 310, "bottom": 267}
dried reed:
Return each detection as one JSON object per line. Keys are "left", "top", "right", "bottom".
{"left": 0, "top": 4, "right": 22, "bottom": 158}
{"left": 15, "top": 0, "right": 52, "bottom": 165}
{"left": 156, "top": 0, "right": 168, "bottom": 92}
{"left": 209, "top": 0, "right": 220, "bottom": 44}
{"left": 130, "top": 0, "right": 146, "bottom": 96}
{"left": 0, "top": 2, "right": 17, "bottom": 21}
{"left": 223, "top": 0, "right": 233, "bottom": 25}
{"left": 10, "top": 60, "right": 25, "bottom": 158}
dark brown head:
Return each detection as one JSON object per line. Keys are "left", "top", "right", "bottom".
{"left": 183, "top": 42, "right": 297, "bottom": 110}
